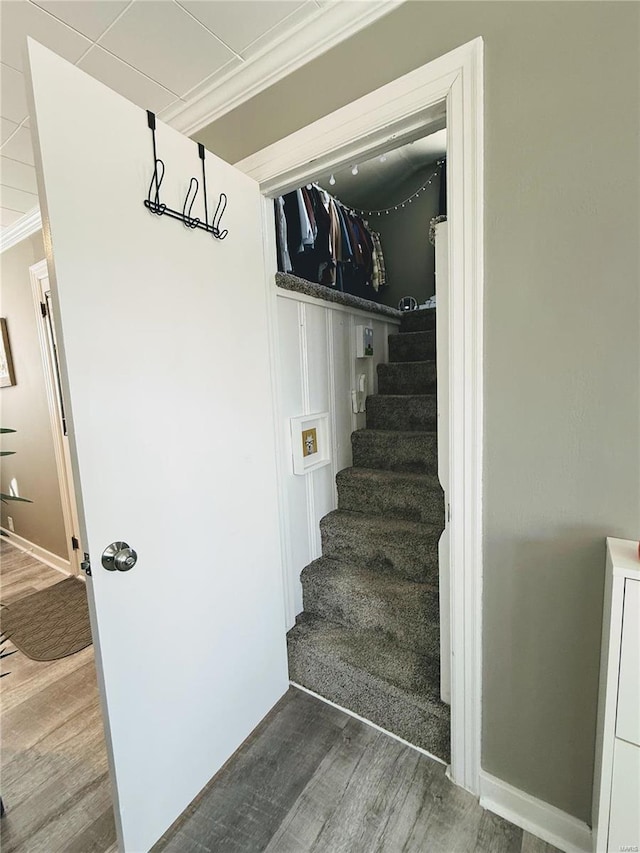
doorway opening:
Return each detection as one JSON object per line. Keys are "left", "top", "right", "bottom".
{"left": 265, "top": 127, "right": 451, "bottom": 763}
{"left": 0, "top": 255, "right": 113, "bottom": 849}
{"left": 29, "top": 259, "right": 82, "bottom": 577}
{"left": 238, "top": 34, "right": 483, "bottom": 794}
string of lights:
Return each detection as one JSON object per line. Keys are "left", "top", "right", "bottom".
{"left": 327, "top": 158, "right": 445, "bottom": 218}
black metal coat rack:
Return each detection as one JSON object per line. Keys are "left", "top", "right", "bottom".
{"left": 143, "top": 111, "right": 228, "bottom": 240}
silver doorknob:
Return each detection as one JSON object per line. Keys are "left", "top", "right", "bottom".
{"left": 102, "top": 541, "right": 138, "bottom": 572}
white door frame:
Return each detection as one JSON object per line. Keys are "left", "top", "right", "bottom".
{"left": 29, "top": 258, "right": 82, "bottom": 576}
{"left": 237, "top": 37, "right": 484, "bottom": 795}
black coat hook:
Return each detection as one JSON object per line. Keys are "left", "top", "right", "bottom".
{"left": 143, "top": 111, "right": 228, "bottom": 240}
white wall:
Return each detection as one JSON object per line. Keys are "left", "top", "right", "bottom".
{"left": 275, "top": 289, "right": 400, "bottom": 621}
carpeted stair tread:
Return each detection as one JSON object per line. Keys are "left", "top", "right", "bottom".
{"left": 352, "top": 429, "right": 437, "bottom": 473}
{"left": 400, "top": 308, "right": 436, "bottom": 333}
{"left": 378, "top": 361, "right": 436, "bottom": 395}
{"left": 366, "top": 394, "right": 437, "bottom": 432}
{"left": 287, "top": 614, "right": 450, "bottom": 760}
{"left": 388, "top": 330, "right": 436, "bottom": 363}
{"left": 301, "top": 557, "right": 440, "bottom": 656}
{"left": 320, "top": 510, "right": 441, "bottom": 582}
{"left": 336, "top": 466, "right": 443, "bottom": 523}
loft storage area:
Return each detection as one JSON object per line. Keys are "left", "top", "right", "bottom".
{"left": 273, "top": 129, "right": 447, "bottom": 311}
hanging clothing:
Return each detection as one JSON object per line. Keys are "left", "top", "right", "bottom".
{"left": 370, "top": 231, "right": 386, "bottom": 290}
{"left": 274, "top": 196, "right": 292, "bottom": 273}
{"left": 275, "top": 186, "right": 388, "bottom": 300}
{"left": 296, "top": 189, "right": 314, "bottom": 251}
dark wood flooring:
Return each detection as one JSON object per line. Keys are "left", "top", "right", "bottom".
{"left": 153, "top": 688, "right": 560, "bottom": 853}
{"left": 0, "top": 540, "right": 116, "bottom": 853}
{"left": 1, "top": 541, "right": 559, "bottom": 853}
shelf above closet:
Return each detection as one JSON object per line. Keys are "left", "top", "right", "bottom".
{"left": 275, "top": 273, "right": 402, "bottom": 320}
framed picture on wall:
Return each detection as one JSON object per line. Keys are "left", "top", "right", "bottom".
{"left": 290, "top": 412, "right": 330, "bottom": 475}
{"left": 0, "top": 318, "right": 16, "bottom": 388}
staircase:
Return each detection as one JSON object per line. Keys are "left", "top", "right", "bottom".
{"left": 287, "top": 307, "right": 450, "bottom": 762}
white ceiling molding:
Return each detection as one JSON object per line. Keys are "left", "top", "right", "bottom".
{"left": 159, "top": 0, "right": 403, "bottom": 136}
{"left": 0, "top": 206, "right": 42, "bottom": 253}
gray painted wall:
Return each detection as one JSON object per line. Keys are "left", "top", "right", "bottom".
{"left": 362, "top": 160, "right": 441, "bottom": 308}
{"left": 0, "top": 232, "right": 67, "bottom": 558}
{"left": 198, "top": 2, "right": 640, "bottom": 823}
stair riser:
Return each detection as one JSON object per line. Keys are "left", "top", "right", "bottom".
{"left": 287, "top": 635, "right": 450, "bottom": 761}
{"left": 400, "top": 309, "right": 436, "bottom": 334}
{"left": 337, "top": 475, "right": 443, "bottom": 524}
{"left": 366, "top": 395, "right": 436, "bottom": 432}
{"left": 388, "top": 331, "right": 436, "bottom": 363}
{"left": 352, "top": 431, "right": 438, "bottom": 474}
{"left": 320, "top": 518, "right": 439, "bottom": 582}
{"left": 302, "top": 571, "right": 440, "bottom": 657}
{"left": 378, "top": 362, "right": 436, "bottom": 395}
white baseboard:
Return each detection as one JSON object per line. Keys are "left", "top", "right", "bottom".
{"left": 479, "top": 770, "right": 592, "bottom": 853}
{"left": 1, "top": 529, "right": 72, "bottom": 576}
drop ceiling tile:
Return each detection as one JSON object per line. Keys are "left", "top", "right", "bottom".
{"left": 31, "top": 0, "right": 130, "bottom": 41}
{"left": 240, "top": 1, "right": 318, "bottom": 58}
{"left": 1, "top": 117, "right": 19, "bottom": 145}
{"left": 0, "top": 64, "right": 28, "bottom": 124}
{"left": 0, "top": 156, "right": 38, "bottom": 194}
{"left": 1, "top": 208, "right": 23, "bottom": 227}
{"left": 0, "top": 0, "right": 91, "bottom": 73}
{"left": 178, "top": 0, "right": 307, "bottom": 54}
{"left": 79, "top": 46, "right": 177, "bottom": 114}
{"left": 0, "top": 126, "right": 34, "bottom": 166}
{"left": 100, "top": 1, "right": 236, "bottom": 96}
{"left": 0, "top": 184, "right": 38, "bottom": 213}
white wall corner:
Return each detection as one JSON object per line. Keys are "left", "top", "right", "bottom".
{"left": 479, "top": 771, "right": 592, "bottom": 853}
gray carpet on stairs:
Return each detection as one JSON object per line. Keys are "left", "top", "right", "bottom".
{"left": 352, "top": 429, "right": 438, "bottom": 474}
{"left": 336, "top": 467, "right": 443, "bottom": 523}
{"left": 366, "top": 394, "right": 437, "bottom": 431}
{"left": 287, "top": 307, "right": 450, "bottom": 761}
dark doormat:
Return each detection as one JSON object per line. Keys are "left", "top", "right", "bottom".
{"left": 1, "top": 577, "right": 92, "bottom": 661}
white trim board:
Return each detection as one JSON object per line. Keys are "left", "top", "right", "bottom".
{"left": 0, "top": 528, "right": 71, "bottom": 576}
{"left": 159, "top": 1, "right": 403, "bottom": 136}
{"left": 480, "top": 771, "right": 592, "bottom": 853}
{"left": 241, "top": 37, "right": 484, "bottom": 797}
{"left": 276, "top": 286, "right": 402, "bottom": 325}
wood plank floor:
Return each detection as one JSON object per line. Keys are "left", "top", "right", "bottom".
{"left": 153, "top": 691, "right": 561, "bottom": 853}
{"left": 0, "top": 540, "right": 117, "bottom": 853}
{"left": 1, "top": 541, "right": 560, "bottom": 853}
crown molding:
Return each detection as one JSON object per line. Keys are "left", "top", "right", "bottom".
{"left": 159, "top": 0, "right": 403, "bottom": 137}
{"left": 0, "top": 206, "right": 41, "bottom": 253}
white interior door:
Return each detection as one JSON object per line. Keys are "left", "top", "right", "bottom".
{"left": 26, "top": 40, "right": 288, "bottom": 852}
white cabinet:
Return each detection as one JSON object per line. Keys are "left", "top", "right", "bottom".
{"left": 592, "top": 539, "right": 640, "bottom": 853}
